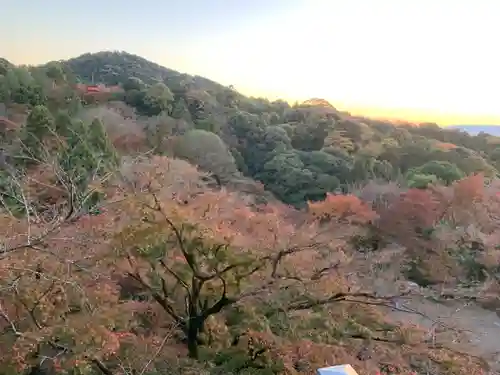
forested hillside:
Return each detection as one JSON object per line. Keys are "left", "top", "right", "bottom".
{"left": 64, "top": 52, "right": 500, "bottom": 205}
{"left": 3, "top": 51, "right": 500, "bottom": 206}
{"left": 1, "top": 51, "right": 499, "bottom": 375}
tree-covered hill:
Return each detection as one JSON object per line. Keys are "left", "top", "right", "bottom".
{"left": 65, "top": 51, "right": 180, "bottom": 86}
{"left": 66, "top": 52, "right": 500, "bottom": 199}
{"left": 65, "top": 51, "right": 232, "bottom": 96}
{"left": 2, "top": 50, "right": 500, "bottom": 207}
{"left": 2, "top": 50, "right": 500, "bottom": 208}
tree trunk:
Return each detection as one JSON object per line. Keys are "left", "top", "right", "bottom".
{"left": 187, "top": 334, "right": 199, "bottom": 359}
{"left": 187, "top": 316, "right": 203, "bottom": 359}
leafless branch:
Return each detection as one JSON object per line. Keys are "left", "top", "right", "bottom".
{"left": 138, "top": 324, "right": 178, "bottom": 375}
{"left": 0, "top": 302, "right": 22, "bottom": 336}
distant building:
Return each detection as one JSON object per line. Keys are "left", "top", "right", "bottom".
{"left": 75, "top": 83, "right": 123, "bottom": 94}
{"left": 86, "top": 85, "right": 101, "bottom": 93}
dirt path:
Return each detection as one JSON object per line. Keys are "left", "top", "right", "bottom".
{"left": 353, "top": 248, "right": 500, "bottom": 372}
{"left": 382, "top": 295, "right": 500, "bottom": 372}
{"left": 354, "top": 249, "right": 500, "bottom": 375}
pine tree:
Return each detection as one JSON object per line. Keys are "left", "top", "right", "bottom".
{"left": 22, "top": 105, "right": 54, "bottom": 161}
{"left": 88, "top": 118, "right": 118, "bottom": 167}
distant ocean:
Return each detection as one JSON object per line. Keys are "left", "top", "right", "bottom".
{"left": 447, "top": 125, "right": 500, "bottom": 136}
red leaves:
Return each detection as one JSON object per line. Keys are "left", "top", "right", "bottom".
{"left": 397, "top": 189, "right": 443, "bottom": 228}
{"left": 451, "top": 173, "right": 485, "bottom": 205}
{"left": 101, "top": 329, "right": 136, "bottom": 357}
{"left": 377, "top": 188, "right": 443, "bottom": 238}
{"left": 308, "top": 193, "right": 377, "bottom": 225}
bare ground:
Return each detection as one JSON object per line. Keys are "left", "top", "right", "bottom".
{"left": 385, "top": 295, "right": 500, "bottom": 372}
{"left": 355, "top": 247, "right": 500, "bottom": 373}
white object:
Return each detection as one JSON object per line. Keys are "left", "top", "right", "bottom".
{"left": 317, "top": 364, "right": 359, "bottom": 375}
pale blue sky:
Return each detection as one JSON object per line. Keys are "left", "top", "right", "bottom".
{"left": 2, "top": 0, "right": 500, "bottom": 124}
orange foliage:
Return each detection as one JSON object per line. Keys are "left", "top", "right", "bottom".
{"left": 0, "top": 209, "right": 137, "bottom": 372}
{"left": 0, "top": 155, "right": 495, "bottom": 374}
{"left": 308, "top": 193, "right": 377, "bottom": 225}
{"left": 113, "top": 185, "right": 349, "bottom": 302}
{"left": 451, "top": 173, "right": 485, "bottom": 205}
{"left": 438, "top": 173, "right": 499, "bottom": 231}
{"left": 435, "top": 141, "right": 458, "bottom": 150}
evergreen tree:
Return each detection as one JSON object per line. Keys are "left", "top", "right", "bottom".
{"left": 22, "top": 105, "right": 54, "bottom": 161}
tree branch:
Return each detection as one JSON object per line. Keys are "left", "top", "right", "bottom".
{"left": 287, "top": 291, "right": 408, "bottom": 311}
{"left": 201, "top": 275, "right": 236, "bottom": 319}
{"left": 0, "top": 303, "right": 22, "bottom": 336}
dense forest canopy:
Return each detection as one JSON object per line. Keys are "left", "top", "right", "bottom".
{"left": 1, "top": 51, "right": 500, "bottom": 375}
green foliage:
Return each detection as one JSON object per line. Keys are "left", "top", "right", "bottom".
{"left": 169, "top": 97, "right": 191, "bottom": 120}
{"left": 123, "top": 76, "right": 145, "bottom": 92}
{"left": 255, "top": 150, "right": 340, "bottom": 205}
{"left": 22, "top": 105, "right": 54, "bottom": 160}
{"left": 290, "top": 120, "right": 330, "bottom": 151}
{"left": 88, "top": 118, "right": 118, "bottom": 165}
{"left": 490, "top": 147, "right": 500, "bottom": 161}
{"left": 0, "top": 67, "right": 47, "bottom": 106}
{"left": 57, "top": 117, "right": 117, "bottom": 212}
{"left": 124, "top": 89, "right": 146, "bottom": 109}
{"left": 142, "top": 83, "right": 174, "bottom": 115}
{"left": 67, "top": 96, "right": 84, "bottom": 116}
{"left": 123, "top": 82, "right": 174, "bottom": 116}
{"left": 0, "top": 58, "right": 13, "bottom": 75}
{"left": 256, "top": 152, "right": 312, "bottom": 205}
{"left": 350, "top": 229, "right": 386, "bottom": 253}
{"left": 0, "top": 168, "right": 26, "bottom": 216}
{"left": 11, "top": 50, "right": 500, "bottom": 209}
{"left": 403, "top": 258, "right": 436, "bottom": 287}
{"left": 407, "top": 160, "right": 465, "bottom": 186}
{"left": 209, "top": 346, "right": 284, "bottom": 375}
{"left": 0, "top": 76, "right": 8, "bottom": 102}
{"left": 12, "top": 85, "right": 46, "bottom": 106}
{"left": 54, "top": 110, "right": 72, "bottom": 137}
{"left": 447, "top": 245, "right": 487, "bottom": 284}
{"left": 66, "top": 51, "right": 180, "bottom": 86}
{"left": 407, "top": 173, "right": 438, "bottom": 189}
{"left": 174, "top": 129, "right": 240, "bottom": 183}
{"left": 44, "top": 61, "right": 65, "bottom": 83}
{"left": 194, "top": 117, "right": 220, "bottom": 133}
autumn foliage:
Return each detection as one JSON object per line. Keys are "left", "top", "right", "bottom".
{"left": 308, "top": 193, "right": 377, "bottom": 225}
{"left": 377, "top": 188, "right": 443, "bottom": 242}
{"left": 434, "top": 141, "right": 458, "bottom": 150}
{"left": 3, "top": 50, "right": 500, "bottom": 375}
{"left": 0, "top": 157, "right": 496, "bottom": 375}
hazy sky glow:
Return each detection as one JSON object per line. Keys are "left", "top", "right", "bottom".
{"left": 3, "top": 0, "right": 500, "bottom": 125}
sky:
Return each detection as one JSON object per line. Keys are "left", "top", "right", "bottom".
{"left": 2, "top": 0, "right": 500, "bottom": 126}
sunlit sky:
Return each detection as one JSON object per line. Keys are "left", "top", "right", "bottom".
{"left": 3, "top": 0, "right": 500, "bottom": 126}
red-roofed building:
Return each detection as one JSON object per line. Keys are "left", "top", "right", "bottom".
{"left": 75, "top": 84, "right": 123, "bottom": 94}
{"left": 86, "top": 85, "right": 101, "bottom": 93}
